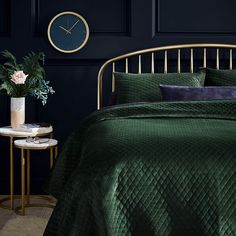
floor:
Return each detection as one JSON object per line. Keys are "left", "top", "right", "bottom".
{"left": 0, "top": 196, "right": 54, "bottom": 236}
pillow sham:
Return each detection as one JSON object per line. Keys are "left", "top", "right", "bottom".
{"left": 205, "top": 68, "right": 236, "bottom": 86}
{"left": 109, "top": 92, "right": 117, "bottom": 106}
{"left": 160, "top": 85, "right": 236, "bottom": 102}
{"left": 114, "top": 71, "right": 205, "bottom": 104}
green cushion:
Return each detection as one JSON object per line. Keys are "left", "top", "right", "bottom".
{"left": 114, "top": 71, "right": 205, "bottom": 104}
{"left": 205, "top": 68, "right": 236, "bottom": 86}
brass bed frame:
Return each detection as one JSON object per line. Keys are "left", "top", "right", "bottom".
{"left": 97, "top": 43, "right": 236, "bottom": 110}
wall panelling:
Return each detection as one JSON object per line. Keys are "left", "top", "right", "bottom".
{"left": 0, "top": 0, "right": 236, "bottom": 193}
{"left": 0, "top": 0, "right": 11, "bottom": 36}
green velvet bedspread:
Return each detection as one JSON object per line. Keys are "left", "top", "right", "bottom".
{"left": 44, "top": 100, "right": 236, "bottom": 236}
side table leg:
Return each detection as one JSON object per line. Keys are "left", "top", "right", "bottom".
{"left": 55, "top": 146, "right": 58, "bottom": 160}
{"left": 27, "top": 150, "right": 30, "bottom": 205}
{"left": 21, "top": 149, "right": 25, "bottom": 216}
{"left": 10, "top": 136, "right": 14, "bottom": 210}
{"left": 50, "top": 147, "right": 53, "bottom": 168}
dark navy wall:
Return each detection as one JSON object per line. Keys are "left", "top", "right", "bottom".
{"left": 0, "top": 0, "right": 236, "bottom": 194}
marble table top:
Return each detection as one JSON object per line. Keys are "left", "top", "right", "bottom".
{"left": 14, "top": 139, "right": 58, "bottom": 149}
{"left": 0, "top": 126, "right": 53, "bottom": 137}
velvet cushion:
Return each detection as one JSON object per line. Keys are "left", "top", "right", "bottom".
{"left": 114, "top": 71, "right": 205, "bottom": 104}
{"left": 205, "top": 68, "right": 236, "bottom": 86}
{"left": 109, "top": 92, "right": 117, "bottom": 106}
{"left": 160, "top": 85, "right": 236, "bottom": 102}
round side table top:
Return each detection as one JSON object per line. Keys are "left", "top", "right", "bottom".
{"left": 14, "top": 139, "right": 58, "bottom": 150}
{"left": 0, "top": 126, "right": 53, "bottom": 137}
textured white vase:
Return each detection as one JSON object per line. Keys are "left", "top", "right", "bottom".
{"left": 11, "top": 97, "right": 25, "bottom": 130}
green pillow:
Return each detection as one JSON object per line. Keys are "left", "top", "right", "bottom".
{"left": 114, "top": 71, "right": 205, "bottom": 104}
{"left": 205, "top": 68, "right": 236, "bottom": 86}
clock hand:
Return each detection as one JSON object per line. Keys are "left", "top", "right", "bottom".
{"left": 66, "top": 19, "right": 80, "bottom": 35}
{"left": 59, "top": 26, "right": 71, "bottom": 34}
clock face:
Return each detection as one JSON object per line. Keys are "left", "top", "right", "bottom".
{"left": 48, "top": 12, "right": 89, "bottom": 53}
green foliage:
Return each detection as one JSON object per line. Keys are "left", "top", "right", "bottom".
{"left": 0, "top": 50, "right": 54, "bottom": 105}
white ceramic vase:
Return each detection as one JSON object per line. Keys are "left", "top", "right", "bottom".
{"left": 11, "top": 97, "right": 25, "bottom": 130}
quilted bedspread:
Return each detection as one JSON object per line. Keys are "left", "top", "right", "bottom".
{"left": 44, "top": 100, "right": 236, "bottom": 236}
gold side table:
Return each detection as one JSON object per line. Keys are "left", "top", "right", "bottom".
{"left": 0, "top": 126, "right": 53, "bottom": 210}
{"left": 14, "top": 138, "right": 58, "bottom": 216}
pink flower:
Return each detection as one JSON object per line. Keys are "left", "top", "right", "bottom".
{"left": 11, "top": 71, "right": 28, "bottom": 84}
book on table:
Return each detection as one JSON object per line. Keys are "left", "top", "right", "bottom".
{"left": 14, "top": 123, "right": 52, "bottom": 133}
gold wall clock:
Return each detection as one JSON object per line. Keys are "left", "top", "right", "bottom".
{"left": 47, "top": 11, "right": 89, "bottom": 53}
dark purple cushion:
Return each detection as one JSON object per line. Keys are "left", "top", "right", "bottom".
{"left": 160, "top": 85, "right": 236, "bottom": 102}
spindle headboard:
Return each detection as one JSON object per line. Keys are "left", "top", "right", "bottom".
{"left": 97, "top": 44, "right": 236, "bottom": 110}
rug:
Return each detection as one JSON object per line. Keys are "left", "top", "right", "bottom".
{"left": 0, "top": 216, "right": 48, "bottom": 236}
